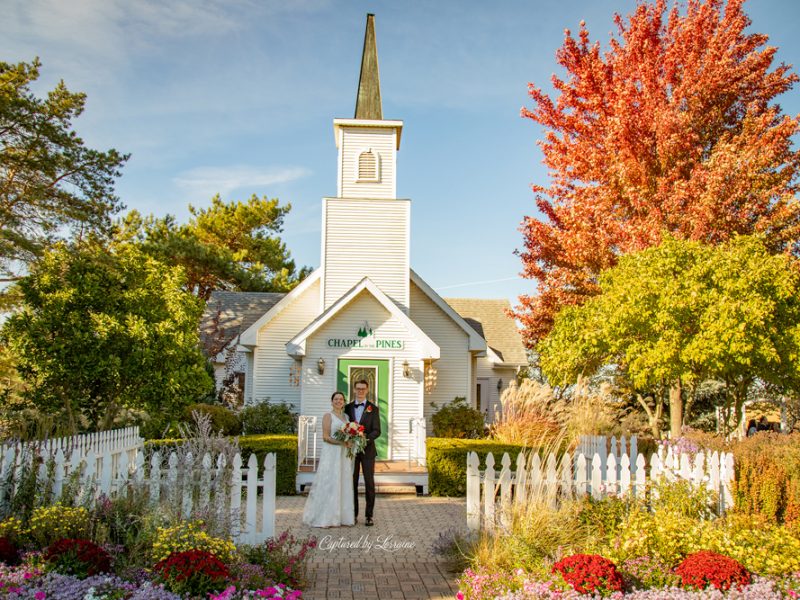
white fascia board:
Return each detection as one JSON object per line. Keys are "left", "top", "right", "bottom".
{"left": 409, "top": 269, "right": 487, "bottom": 353}
{"left": 238, "top": 269, "right": 322, "bottom": 347}
{"left": 286, "top": 277, "right": 439, "bottom": 359}
{"left": 333, "top": 119, "right": 404, "bottom": 149}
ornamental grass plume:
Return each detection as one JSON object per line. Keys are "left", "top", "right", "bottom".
{"left": 491, "top": 380, "right": 565, "bottom": 447}
{"left": 491, "top": 378, "right": 618, "bottom": 449}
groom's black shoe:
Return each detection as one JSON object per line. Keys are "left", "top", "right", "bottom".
{"left": 365, "top": 517, "right": 374, "bottom": 526}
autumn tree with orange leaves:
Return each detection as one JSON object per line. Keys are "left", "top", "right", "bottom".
{"left": 517, "top": 0, "right": 800, "bottom": 349}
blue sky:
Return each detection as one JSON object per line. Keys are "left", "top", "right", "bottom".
{"left": 3, "top": 0, "right": 799, "bottom": 305}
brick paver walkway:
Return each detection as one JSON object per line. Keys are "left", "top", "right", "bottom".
{"left": 276, "top": 495, "right": 466, "bottom": 600}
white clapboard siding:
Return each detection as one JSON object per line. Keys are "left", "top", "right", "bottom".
{"left": 322, "top": 198, "right": 410, "bottom": 311}
{"left": 252, "top": 277, "right": 321, "bottom": 409}
{"left": 408, "top": 282, "right": 470, "bottom": 428}
{"left": 466, "top": 448, "right": 735, "bottom": 531}
{"left": 339, "top": 127, "right": 397, "bottom": 199}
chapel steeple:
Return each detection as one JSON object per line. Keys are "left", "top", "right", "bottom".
{"left": 355, "top": 14, "right": 382, "bottom": 120}
{"left": 323, "top": 14, "right": 409, "bottom": 312}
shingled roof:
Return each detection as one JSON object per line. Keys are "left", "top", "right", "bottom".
{"left": 444, "top": 298, "right": 528, "bottom": 366}
{"left": 201, "top": 291, "right": 285, "bottom": 354}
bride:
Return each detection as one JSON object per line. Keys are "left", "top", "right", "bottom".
{"left": 302, "top": 391, "right": 355, "bottom": 527}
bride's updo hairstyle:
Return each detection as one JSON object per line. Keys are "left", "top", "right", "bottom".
{"left": 331, "top": 391, "right": 346, "bottom": 403}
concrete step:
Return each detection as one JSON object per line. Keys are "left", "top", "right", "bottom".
{"left": 301, "top": 482, "right": 418, "bottom": 495}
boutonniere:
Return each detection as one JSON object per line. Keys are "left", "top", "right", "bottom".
{"left": 366, "top": 405, "right": 374, "bottom": 413}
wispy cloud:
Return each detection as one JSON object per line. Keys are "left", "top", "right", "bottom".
{"left": 173, "top": 165, "right": 311, "bottom": 197}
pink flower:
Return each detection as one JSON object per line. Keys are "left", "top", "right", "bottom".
{"left": 23, "top": 573, "right": 33, "bottom": 580}
{"left": 35, "top": 592, "right": 46, "bottom": 600}
{"left": 456, "top": 593, "right": 464, "bottom": 600}
{"left": 283, "top": 566, "right": 292, "bottom": 575}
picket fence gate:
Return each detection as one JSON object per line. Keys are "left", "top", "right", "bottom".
{"left": 466, "top": 445, "right": 734, "bottom": 531}
{"left": 0, "top": 433, "right": 277, "bottom": 544}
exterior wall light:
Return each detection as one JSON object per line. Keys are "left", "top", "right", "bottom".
{"left": 289, "top": 360, "right": 301, "bottom": 387}
{"left": 402, "top": 360, "right": 411, "bottom": 378}
{"left": 497, "top": 378, "right": 503, "bottom": 392}
{"left": 317, "top": 358, "right": 325, "bottom": 375}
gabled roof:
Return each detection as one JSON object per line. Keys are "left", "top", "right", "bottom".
{"left": 410, "top": 270, "right": 486, "bottom": 353}
{"left": 238, "top": 269, "right": 322, "bottom": 347}
{"left": 201, "top": 291, "right": 285, "bottom": 355}
{"left": 286, "top": 277, "right": 440, "bottom": 359}
{"left": 443, "top": 298, "right": 528, "bottom": 367}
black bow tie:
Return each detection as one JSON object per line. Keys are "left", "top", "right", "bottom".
{"left": 355, "top": 403, "right": 365, "bottom": 408}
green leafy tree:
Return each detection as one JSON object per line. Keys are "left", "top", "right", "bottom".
{"left": 540, "top": 236, "right": 800, "bottom": 437}
{"left": 117, "top": 195, "right": 309, "bottom": 301}
{"left": 1, "top": 243, "right": 214, "bottom": 432}
{"left": 0, "top": 59, "right": 128, "bottom": 281}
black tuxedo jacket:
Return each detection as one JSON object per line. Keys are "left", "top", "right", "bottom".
{"left": 345, "top": 400, "right": 381, "bottom": 459}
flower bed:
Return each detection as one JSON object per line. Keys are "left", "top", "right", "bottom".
{"left": 454, "top": 434, "right": 800, "bottom": 600}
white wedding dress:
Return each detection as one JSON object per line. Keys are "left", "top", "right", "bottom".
{"left": 302, "top": 412, "right": 355, "bottom": 527}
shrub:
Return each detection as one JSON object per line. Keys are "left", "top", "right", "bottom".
{"left": 731, "top": 432, "right": 800, "bottom": 524}
{"left": 551, "top": 553, "right": 624, "bottom": 595}
{"left": 182, "top": 403, "right": 242, "bottom": 436}
{"left": 239, "top": 435, "right": 298, "bottom": 495}
{"left": 44, "top": 538, "right": 111, "bottom": 578}
{"left": 0, "top": 537, "right": 20, "bottom": 565}
{"left": 28, "top": 505, "right": 90, "bottom": 548}
{"left": 431, "top": 398, "right": 484, "bottom": 439}
{"left": 149, "top": 434, "right": 298, "bottom": 496}
{"left": 0, "top": 517, "right": 23, "bottom": 545}
{"left": 152, "top": 549, "right": 230, "bottom": 597}
{"left": 427, "top": 438, "right": 526, "bottom": 496}
{"left": 674, "top": 550, "right": 751, "bottom": 591}
{"left": 241, "top": 531, "right": 316, "bottom": 589}
{"left": 241, "top": 402, "right": 296, "bottom": 435}
{"left": 151, "top": 521, "right": 236, "bottom": 564}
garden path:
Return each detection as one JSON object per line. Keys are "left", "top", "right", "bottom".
{"left": 275, "top": 495, "right": 466, "bottom": 599}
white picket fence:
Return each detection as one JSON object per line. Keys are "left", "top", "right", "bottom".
{"left": 0, "top": 427, "right": 144, "bottom": 482}
{"left": 0, "top": 429, "right": 277, "bottom": 544}
{"left": 466, "top": 445, "right": 735, "bottom": 531}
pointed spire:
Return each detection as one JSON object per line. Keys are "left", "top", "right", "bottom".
{"left": 355, "top": 14, "right": 382, "bottom": 120}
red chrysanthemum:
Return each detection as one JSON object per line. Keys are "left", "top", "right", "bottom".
{"left": 675, "top": 550, "right": 751, "bottom": 591}
{"left": 552, "top": 553, "right": 624, "bottom": 595}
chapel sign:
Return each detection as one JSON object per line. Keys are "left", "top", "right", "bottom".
{"left": 326, "top": 322, "right": 404, "bottom": 350}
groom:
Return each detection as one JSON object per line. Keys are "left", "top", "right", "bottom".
{"left": 345, "top": 379, "right": 381, "bottom": 526}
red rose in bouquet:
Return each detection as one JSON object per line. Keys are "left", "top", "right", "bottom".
{"left": 334, "top": 421, "right": 367, "bottom": 458}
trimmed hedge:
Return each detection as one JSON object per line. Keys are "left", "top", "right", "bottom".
{"left": 427, "top": 438, "right": 527, "bottom": 497}
{"left": 146, "top": 435, "right": 298, "bottom": 496}
{"left": 239, "top": 435, "right": 297, "bottom": 496}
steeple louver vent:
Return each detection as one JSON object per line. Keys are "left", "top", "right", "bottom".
{"left": 357, "top": 149, "right": 379, "bottom": 181}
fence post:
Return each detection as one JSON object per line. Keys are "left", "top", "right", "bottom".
{"left": 619, "top": 454, "right": 631, "bottom": 497}
{"left": 483, "top": 453, "right": 496, "bottom": 531}
{"left": 576, "top": 453, "right": 587, "bottom": 497}
{"left": 230, "top": 454, "right": 243, "bottom": 543}
{"left": 466, "top": 452, "right": 480, "bottom": 531}
{"left": 560, "top": 452, "right": 572, "bottom": 500}
{"left": 591, "top": 454, "right": 603, "bottom": 499}
{"left": 606, "top": 454, "right": 618, "bottom": 498}
{"left": 498, "top": 454, "right": 512, "bottom": 530}
{"left": 514, "top": 453, "right": 527, "bottom": 508}
{"left": 261, "top": 453, "right": 276, "bottom": 540}
{"left": 244, "top": 454, "right": 259, "bottom": 545}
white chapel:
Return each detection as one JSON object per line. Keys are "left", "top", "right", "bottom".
{"left": 203, "top": 15, "right": 527, "bottom": 472}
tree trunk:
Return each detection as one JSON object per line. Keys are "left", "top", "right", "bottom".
{"left": 669, "top": 379, "right": 683, "bottom": 439}
{"left": 637, "top": 394, "right": 664, "bottom": 439}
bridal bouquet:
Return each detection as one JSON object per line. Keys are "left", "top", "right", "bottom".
{"left": 333, "top": 421, "right": 367, "bottom": 458}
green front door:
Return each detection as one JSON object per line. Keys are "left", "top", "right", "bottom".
{"left": 337, "top": 359, "right": 389, "bottom": 459}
